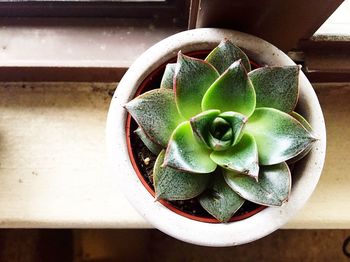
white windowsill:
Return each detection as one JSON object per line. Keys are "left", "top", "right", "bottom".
{"left": 0, "top": 18, "right": 183, "bottom": 69}
{"left": 0, "top": 82, "right": 348, "bottom": 229}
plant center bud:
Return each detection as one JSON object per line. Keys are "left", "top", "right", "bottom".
{"left": 208, "top": 117, "right": 233, "bottom": 151}
{"left": 210, "top": 118, "right": 232, "bottom": 140}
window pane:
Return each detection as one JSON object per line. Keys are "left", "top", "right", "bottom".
{"left": 314, "top": 0, "right": 350, "bottom": 36}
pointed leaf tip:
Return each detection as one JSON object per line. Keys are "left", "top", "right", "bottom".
{"left": 290, "top": 111, "right": 312, "bottom": 132}
{"left": 160, "top": 63, "right": 176, "bottom": 90}
{"left": 199, "top": 174, "right": 245, "bottom": 222}
{"left": 248, "top": 65, "right": 300, "bottom": 113}
{"left": 154, "top": 194, "right": 161, "bottom": 202}
{"left": 125, "top": 89, "right": 184, "bottom": 147}
{"left": 210, "top": 133, "right": 259, "bottom": 179}
{"left": 223, "top": 162, "right": 291, "bottom": 206}
{"left": 134, "top": 127, "right": 162, "bottom": 155}
{"left": 246, "top": 107, "right": 315, "bottom": 165}
{"left": 175, "top": 53, "right": 220, "bottom": 119}
{"left": 202, "top": 60, "right": 256, "bottom": 117}
{"left": 287, "top": 111, "right": 316, "bottom": 164}
{"left": 205, "top": 40, "right": 251, "bottom": 73}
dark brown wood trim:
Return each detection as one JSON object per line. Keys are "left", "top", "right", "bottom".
{"left": 196, "top": 0, "right": 344, "bottom": 52}
{"left": 305, "top": 71, "right": 350, "bottom": 83}
{"left": 297, "top": 39, "right": 350, "bottom": 83}
{"left": 2, "top": 39, "right": 350, "bottom": 82}
{"left": 0, "top": 0, "right": 188, "bottom": 24}
{"left": 188, "top": 0, "right": 200, "bottom": 29}
{"left": 299, "top": 38, "right": 350, "bottom": 51}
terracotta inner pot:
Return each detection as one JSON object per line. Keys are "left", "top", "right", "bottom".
{"left": 125, "top": 50, "right": 268, "bottom": 223}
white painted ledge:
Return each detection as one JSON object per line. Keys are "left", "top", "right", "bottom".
{"left": 0, "top": 82, "right": 348, "bottom": 228}
{"left": 0, "top": 18, "right": 183, "bottom": 68}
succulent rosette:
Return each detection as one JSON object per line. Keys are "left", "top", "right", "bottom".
{"left": 125, "top": 40, "right": 316, "bottom": 222}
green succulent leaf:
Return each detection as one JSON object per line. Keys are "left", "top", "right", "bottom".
{"left": 287, "top": 143, "right": 314, "bottom": 165}
{"left": 190, "top": 109, "right": 221, "bottom": 149}
{"left": 287, "top": 111, "right": 314, "bottom": 164}
{"left": 190, "top": 111, "right": 247, "bottom": 152}
{"left": 218, "top": 111, "right": 247, "bottom": 145}
{"left": 223, "top": 162, "right": 291, "bottom": 206}
{"left": 248, "top": 66, "right": 300, "bottom": 113}
{"left": 210, "top": 133, "right": 259, "bottom": 179}
{"left": 205, "top": 39, "right": 251, "bottom": 73}
{"left": 125, "top": 89, "right": 185, "bottom": 147}
{"left": 175, "top": 52, "right": 220, "bottom": 119}
{"left": 246, "top": 107, "right": 316, "bottom": 165}
{"left": 164, "top": 121, "right": 217, "bottom": 173}
{"left": 199, "top": 173, "right": 245, "bottom": 222}
{"left": 290, "top": 111, "right": 313, "bottom": 132}
{"left": 160, "top": 63, "right": 176, "bottom": 89}
{"left": 154, "top": 150, "right": 210, "bottom": 201}
{"left": 202, "top": 60, "right": 256, "bottom": 117}
{"left": 134, "top": 127, "right": 162, "bottom": 155}
{"left": 208, "top": 131, "right": 232, "bottom": 151}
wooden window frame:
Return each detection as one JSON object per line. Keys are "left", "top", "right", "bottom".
{"left": 0, "top": 0, "right": 348, "bottom": 82}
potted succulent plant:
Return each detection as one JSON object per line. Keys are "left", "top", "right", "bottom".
{"left": 106, "top": 28, "right": 326, "bottom": 246}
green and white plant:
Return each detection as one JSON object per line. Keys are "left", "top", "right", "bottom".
{"left": 125, "top": 40, "right": 316, "bottom": 222}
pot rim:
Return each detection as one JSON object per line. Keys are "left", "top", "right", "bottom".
{"left": 106, "top": 28, "right": 326, "bottom": 247}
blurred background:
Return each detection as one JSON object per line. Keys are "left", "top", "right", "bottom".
{"left": 0, "top": 229, "right": 349, "bottom": 262}
{"left": 0, "top": 0, "right": 349, "bottom": 261}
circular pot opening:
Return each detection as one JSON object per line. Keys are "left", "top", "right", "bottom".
{"left": 125, "top": 50, "right": 267, "bottom": 223}
{"left": 108, "top": 28, "right": 326, "bottom": 246}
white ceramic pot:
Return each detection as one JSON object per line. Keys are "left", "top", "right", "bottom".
{"left": 106, "top": 28, "right": 326, "bottom": 247}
